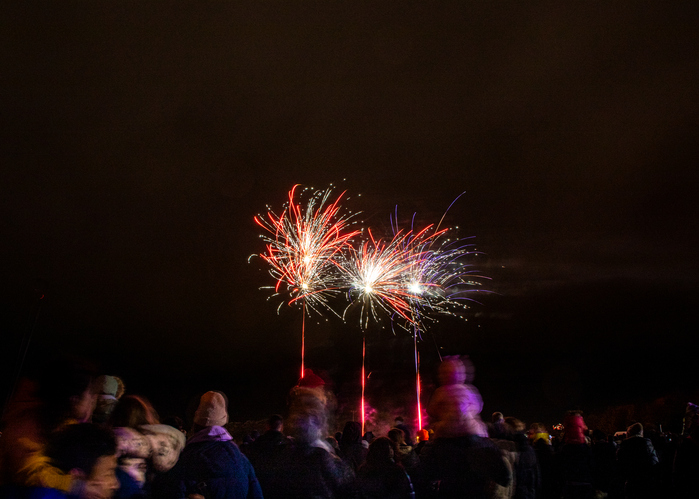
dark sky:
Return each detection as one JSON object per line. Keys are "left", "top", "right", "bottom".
{"left": 2, "top": 2, "right": 698, "bottom": 428}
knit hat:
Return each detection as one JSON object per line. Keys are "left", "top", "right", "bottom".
{"left": 297, "top": 369, "right": 325, "bottom": 389}
{"left": 96, "top": 375, "right": 125, "bottom": 399}
{"left": 193, "top": 391, "right": 228, "bottom": 427}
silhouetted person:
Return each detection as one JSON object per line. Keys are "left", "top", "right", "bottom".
{"left": 356, "top": 437, "right": 414, "bottom": 499}
{"left": 505, "top": 418, "right": 540, "bottom": 499}
{"left": 615, "top": 423, "right": 658, "bottom": 499}
{"left": 590, "top": 429, "right": 617, "bottom": 498}
{"left": 257, "top": 386, "right": 355, "bottom": 498}
{"left": 673, "top": 402, "right": 699, "bottom": 499}
{"left": 388, "top": 428, "right": 419, "bottom": 475}
{"left": 161, "top": 391, "right": 262, "bottom": 499}
{"left": 530, "top": 423, "right": 556, "bottom": 499}
{"left": 246, "top": 414, "right": 288, "bottom": 494}
{"left": 44, "top": 423, "right": 119, "bottom": 499}
{"left": 0, "top": 354, "right": 98, "bottom": 493}
{"left": 252, "top": 414, "right": 286, "bottom": 451}
{"left": 339, "top": 421, "right": 367, "bottom": 472}
{"left": 556, "top": 412, "right": 594, "bottom": 499}
{"left": 419, "top": 356, "right": 510, "bottom": 498}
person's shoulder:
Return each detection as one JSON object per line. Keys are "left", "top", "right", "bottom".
{"left": 0, "top": 487, "right": 67, "bottom": 499}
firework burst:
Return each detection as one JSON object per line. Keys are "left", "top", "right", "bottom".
{"left": 253, "top": 184, "right": 360, "bottom": 378}
{"left": 253, "top": 184, "right": 360, "bottom": 315}
{"left": 401, "top": 229, "right": 489, "bottom": 332}
{"left": 339, "top": 228, "right": 418, "bottom": 329}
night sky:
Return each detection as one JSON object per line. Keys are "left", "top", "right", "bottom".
{"left": 2, "top": 2, "right": 698, "bottom": 429}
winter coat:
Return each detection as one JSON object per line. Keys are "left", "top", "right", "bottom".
{"left": 160, "top": 426, "right": 262, "bottom": 499}
{"left": 617, "top": 436, "right": 658, "bottom": 498}
{"left": 256, "top": 442, "right": 355, "bottom": 499}
{"left": 556, "top": 443, "right": 594, "bottom": 499}
{"left": 357, "top": 461, "right": 414, "bottom": 499}
{"left": 512, "top": 433, "right": 539, "bottom": 499}
{"left": 419, "top": 435, "right": 511, "bottom": 499}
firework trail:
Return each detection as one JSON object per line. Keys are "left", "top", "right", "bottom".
{"left": 389, "top": 199, "right": 490, "bottom": 431}
{"left": 253, "top": 184, "right": 360, "bottom": 377}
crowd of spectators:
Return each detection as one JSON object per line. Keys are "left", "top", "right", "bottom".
{"left": 1, "top": 356, "right": 697, "bottom": 499}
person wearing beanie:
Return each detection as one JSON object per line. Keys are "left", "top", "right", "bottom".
{"left": 617, "top": 422, "right": 659, "bottom": 499}
{"left": 156, "top": 391, "right": 262, "bottom": 499}
{"left": 93, "top": 376, "right": 125, "bottom": 426}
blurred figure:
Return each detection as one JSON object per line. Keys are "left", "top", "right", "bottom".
{"left": 43, "top": 423, "right": 119, "bottom": 499}
{"left": 326, "top": 436, "right": 341, "bottom": 455}
{"left": 529, "top": 423, "right": 556, "bottom": 499}
{"left": 356, "top": 437, "right": 414, "bottom": 499}
{"left": 388, "top": 428, "right": 419, "bottom": 474}
{"left": 490, "top": 412, "right": 508, "bottom": 440}
{"left": 0, "top": 355, "right": 98, "bottom": 492}
{"left": 92, "top": 376, "right": 125, "bottom": 426}
{"left": 488, "top": 415, "right": 516, "bottom": 499}
{"left": 419, "top": 356, "right": 510, "bottom": 498}
{"left": 505, "top": 418, "right": 540, "bottom": 499}
{"left": 255, "top": 386, "right": 355, "bottom": 498}
{"left": 109, "top": 396, "right": 159, "bottom": 429}
{"left": 250, "top": 414, "right": 287, "bottom": 453}
{"left": 245, "top": 414, "right": 288, "bottom": 495}
{"left": 616, "top": 423, "right": 658, "bottom": 499}
{"left": 159, "top": 391, "right": 262, "bottom": 499}
{"left": 427, "top": 357, "right": 488, "bottom": 439}
{"left": 590, "top": 429, "right": 617, "bottom": 498}
{"left": 556, "top": 412, "right": 594, "bottom": 499}
{"left": 339, "top": 421, "right": 367, "bottom": 472}
{"left": 109, "top": 395, "right": 167, "bottom": 498}
{"left": 161, "top": 416, "right": 186, "bottom": 437}
{"left": 673, "top": 402, "right": 699, "bottom": 498}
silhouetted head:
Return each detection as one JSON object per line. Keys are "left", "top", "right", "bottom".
{"left": 365, "top": 437, "right": 396, "bottom": 466}
{"left": 268, "top": 414, "right": 283, "bottom": 432}
{"left": 627, "top": 422, "right": 643, "bottom": 438}
{"left": 388, "top": 428, "right": 406, "bottom": 446}
{"left": 340, "top": 421, "right": 363, "bottom": 446}
{"left": 592, "top": 429, "right": 607, "bottom": 442}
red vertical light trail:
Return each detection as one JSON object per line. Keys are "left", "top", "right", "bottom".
{"left": 301, "top": 302, "right": 306, "bottom": 379}
{"left": 361, "top": 334, "right": 366, "bottom": 435}
{"left": 414, "top": 329, "right": 422, "bottom": 430}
